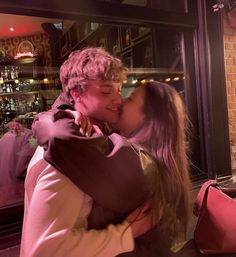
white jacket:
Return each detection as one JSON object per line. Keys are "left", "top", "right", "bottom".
{"left": 20, "top": 146, "right": 134, "bottom": 257}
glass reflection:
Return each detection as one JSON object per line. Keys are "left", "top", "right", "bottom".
{"left": 0, "top": 120, "right": 37, "bottom": 207}
{"left": 0, "top": 13, "right": 187, "bottom": 208}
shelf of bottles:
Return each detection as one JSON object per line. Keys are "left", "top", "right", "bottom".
{"left": 0, "top": 93, "right": 41, "bottom": 114}
{"left": 0, "top": 65, "right": 42, "bottom": 94}
{"left": 0, "top": 93, "right": 41, "bottom": 135}
{"left": 0, "top": 65, "right": 43, "bottom": 135}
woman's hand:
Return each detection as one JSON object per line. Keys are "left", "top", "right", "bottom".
{"left": 64, "top": 109, "right": 103, "bottom": 136}
{"left": 126, "top": 203, "right": 156, "bottom": 238}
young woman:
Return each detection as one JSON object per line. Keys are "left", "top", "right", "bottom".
{"left": 118, "top": 82, "right": 190, "bottom": 248}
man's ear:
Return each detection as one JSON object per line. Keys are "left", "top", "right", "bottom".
{"left": 70, "top": 88, "right": 82, "bottom": 103}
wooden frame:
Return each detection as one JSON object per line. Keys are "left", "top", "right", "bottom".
{"left": 0, "top": 0, "right": 197, "bottom": 26}
{"left": 0, "top": 0, "right": 231, "bottom": 246}
{"left": 196, "top": 0, "right": 231, "bottom": 178}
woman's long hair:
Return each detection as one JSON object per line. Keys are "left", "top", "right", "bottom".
{"left": 128, "top": 81, "right": 190, "bottom": 245}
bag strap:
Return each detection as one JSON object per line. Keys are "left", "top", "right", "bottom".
{"left": 219, "top": 179, "right": 236, "bottom": 198}
{"left": 193, "top": 180, "right": 216, "bottom": 216}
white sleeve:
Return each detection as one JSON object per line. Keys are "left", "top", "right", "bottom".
{"left": 21, "top": 166, "right": 134, "bottom": 257}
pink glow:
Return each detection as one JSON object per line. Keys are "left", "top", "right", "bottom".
{"left": 14, "top": 52, "right": 34, "bottom": 59}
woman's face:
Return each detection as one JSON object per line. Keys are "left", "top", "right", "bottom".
{"left": 118, "top": 85, "right": 145, "bottom": 137}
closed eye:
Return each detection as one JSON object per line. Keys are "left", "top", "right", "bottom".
{"left": 101, "top": 89, "right": 112, "bottom": 94}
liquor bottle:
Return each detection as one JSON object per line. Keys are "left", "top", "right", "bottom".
{"left": 3, "top": 116, "right": 8, "bottom": 130}
{"left": 10, "top": 83, "right": 15, "bottom": 92}
{"left": 0, "top": 71, "right": 3, "bottom": 84}
{"left": 9, "top": 84, "right": 13, "bottom": 92}
{"left": 32, "top": 95, "right": 40, "bottom": 112}
{"left": 11, "top": 67, "right": 15, "bottom": 80}
{"left": 18, "top": 99, "right": 25, "bottom": 113}
{"left": 5, "top": 97, "right": 11, "bottom": 112}
{"left": 0, "top": 99, "right": 2, "bottom": 112}
{"left": 1, "top": 97, "right": 6, "bottom": 110}
{"left": 2, "top": 83, "right": 6, "bottom": 93}
{"left": 15, "top": 66, "right": 19, "bottom": 79}
{"left": 4, "top": 66, "right": 8, "bottom": 80}
{"left": 10, "top": 98, "right": 16, "bottom": 111}
{"left": 6, "top": 84, "right": 11, "bottom": 93}
{"left": 125, "top": 28, "right": 130, "bottom": 47}
{"left": 15, "top": 82, "right": 20, "bottom": 92}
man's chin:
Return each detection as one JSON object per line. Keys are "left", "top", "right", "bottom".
{"left": 106, "top": 115, "right": 119, "bottom": 124}
{"left": 108, "top": 122, "right": 119, "bottom": 131}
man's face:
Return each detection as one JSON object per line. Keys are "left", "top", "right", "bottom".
{"left": 76, "top": 80, "right": 122, "bottom": 125}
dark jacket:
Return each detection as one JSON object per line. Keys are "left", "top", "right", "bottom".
{"left": 33, "top": 109, "right": 174, "bottom": 257}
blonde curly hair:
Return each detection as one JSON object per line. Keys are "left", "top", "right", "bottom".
{"left": 60, "top": 47, "right": 128, "bottom": 93}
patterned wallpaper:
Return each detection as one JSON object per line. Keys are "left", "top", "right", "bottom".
{"left": 0, "top": 33, "right": 53, "bottom": 77}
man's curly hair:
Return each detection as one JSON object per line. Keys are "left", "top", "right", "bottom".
{"left": 60, "top": 47, "right": 128, "bottom": 93}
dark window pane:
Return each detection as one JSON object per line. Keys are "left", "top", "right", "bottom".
{"left": 93, "top": 0, "right": 187, "bottom": 12}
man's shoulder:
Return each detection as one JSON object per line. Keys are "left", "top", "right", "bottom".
{"left": 27, "top": 146, "right": 45, "bottom": 171}
{"left": 26, "top": 152, "right": 90, "bottom": 198}
{"left": 25, "top": 151, "right": 66, "bottom": 190}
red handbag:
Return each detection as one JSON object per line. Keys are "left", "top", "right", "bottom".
{"left": 193, "top": 180, "right": 236, "bottom": 254}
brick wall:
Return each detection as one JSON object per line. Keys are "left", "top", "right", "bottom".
{"left": 224, "top": 13, "right": 236, "bottom": 173}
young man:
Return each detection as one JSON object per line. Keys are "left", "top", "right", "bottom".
{"left": 20, "top": 48, "right": 153, "bottom": 257}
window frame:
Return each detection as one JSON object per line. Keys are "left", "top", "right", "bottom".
{"left": 0, "top": 0, "right": 231, "bottom": 244}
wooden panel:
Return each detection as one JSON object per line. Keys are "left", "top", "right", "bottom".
{"left": 0, "top": 0, "right": 197, "bottom": 27}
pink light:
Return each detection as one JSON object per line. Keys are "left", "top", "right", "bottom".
{"left": 9, "top": 27, "right": 14, "bottom": 32}
{"left": 14, "top": 52, "right": 34, "bottom": 59}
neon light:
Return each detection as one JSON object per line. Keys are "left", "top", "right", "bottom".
{"left": 14, "top": 52, "right": 34, "bottom": 59}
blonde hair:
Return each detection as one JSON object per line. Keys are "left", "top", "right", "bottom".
{"left": 129, "top": 82, "right": 190, "bottom": 245}
{"left": 60, "top": 47, "right": 128, "bottom": 93}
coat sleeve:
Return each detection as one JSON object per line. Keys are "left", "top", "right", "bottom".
{"left": 33, "top": 111, "right": 149, "bottom": 213}
{"left": 21, "top": 163, "right": 134, "bottom": 257}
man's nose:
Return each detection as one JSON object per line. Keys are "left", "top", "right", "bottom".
{"left": 113, "top": 92, "right": 122, "bottom": 105}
